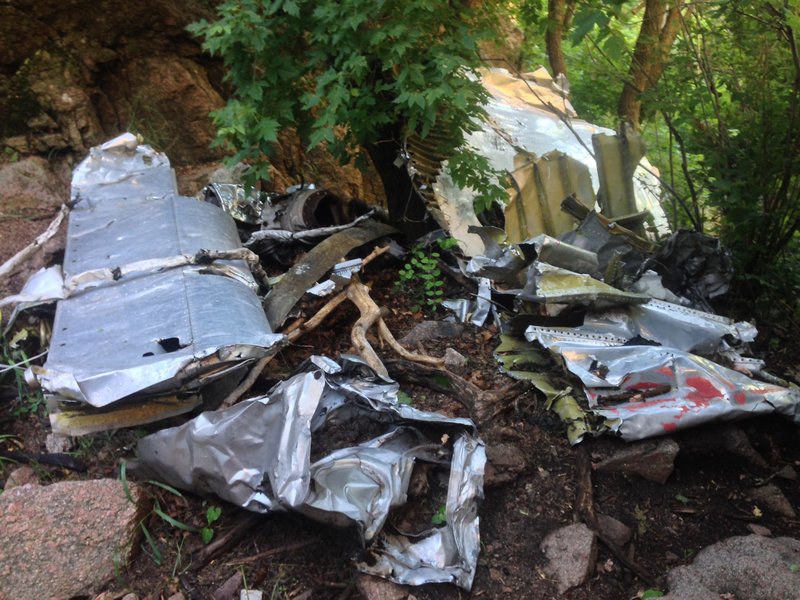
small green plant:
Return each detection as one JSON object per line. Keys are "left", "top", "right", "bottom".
{"left": 395, "top": 238, "right": 457, "bottom": 312}
{"left": 397, "top": 390, "right": 413, "bottom": 406}
{"left": 201, "top": 505, "right": 223, "bottom": 544}
{"left": 119, "top": 460, "right": 222, "bottom": 569}
{"left": 1, "top": 317, "right": 47, "bottom": 417}
{"left": 640, "top": 589, "right": 664, "bottom": 599}
{"left": 431, "top": 504, "right": 447, "bottom": 526}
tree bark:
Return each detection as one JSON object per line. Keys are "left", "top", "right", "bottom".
{"left": 364, "top": 138, "right": 433, "bottom": 239}
{"left": 618, "top": 0, "right": 685, "bottom": 129}
{"left": 546, "top": 0, "right": 568, "bottom": 78}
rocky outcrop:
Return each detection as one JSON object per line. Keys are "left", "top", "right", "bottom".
{"left": 0, "top": 0, "right": 384, "bottom": 202}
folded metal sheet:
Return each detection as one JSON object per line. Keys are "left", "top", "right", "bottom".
{"left": 33, "top": 133, "right": 283, "bottom": 420}
{"left": 136, "top": 356, "right": 484, "bottom": 589}
{"left": 526, "top": 330, "right": 800, "bottom": 441}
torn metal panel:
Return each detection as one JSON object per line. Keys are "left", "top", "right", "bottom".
{"left": 264, "top": 220, "right": 396, "bottom": 329}
{"left": 520, "top": 263, "right": 649, "bottom": 307}
{"left": 505, "top": 150, "right": 595, "bottom": 242}
{"left": 47, "top": 394, "right": 202, "bottom": 436}
{"left": 203, "top": 182, "right": 266, "bottom": 224}
{"left": 552, "top": 344, "right": 800, "bottom": 440}
{"left": 527, "top": 299, "right": 756, "bottom": 356}
{"left": 71, "top": 133, "right": 177, "bottom": 202}
{"left": 528, "top": 234, "right": 599, "bottom": 276}
{"left": 136, "top": 356, "right": 483, "bottom": 590}
{"left": 477, "top": 69, "right": 670, "bottom": 237}
{"left": 592, "top": 131, "right": 647, "bottom": 227}
{"left": 357, "top": 433, "right": 485, "bottom": 589}
{"left": 30, "top": 134, "right": 283, "bottom": 431}
{"left": 40, "top": 270, "right": 281, "bottom": 407}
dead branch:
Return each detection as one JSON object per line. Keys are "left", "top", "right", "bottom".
{"left": 221, "top": 246, "right": 389, "bottom": 408}
{"left": 0, "top": 204, "right": 69, "bottom": 280}
{"left": 573, "top": 445, "right": 656, "bottom": 586}
{"left": 347, "top": 281, "right": 390, "bottom": 378}
{"left": 191, "top": 512, "right": 263, "bottom": 571}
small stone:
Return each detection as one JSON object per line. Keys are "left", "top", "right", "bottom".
{"left": 597, "top": 514, "right": 632, "bottom": 547}
{"left": 664, "top": 551, "right": 680, "bottom": 563}
{"left": 121, "top": 594, "right": 139, "bottom": 600}
{"left": 45, "top": 433, "right": 74, "bottom": 454}
{"left": 4, "top": 466, "right": 39, "bottom": 490}
{"left": 484, "top": 442, "right": 527, "bottom": 487}
{"left": 747, "top": 524, "right": 772, "bottom": 537}
{"left": 168, "top": 594, "right": 185, "bottom": 600}
{"left": 240, "top": 591, "right": 263, "bottom": 600}
{"left": 594, "top": 438, "right": 679, "bottom": 484}
{"left": 213, "top": 571, "right": 243, "bottom": 600}
{"left": 398, "top": 321, "right": 465, "bottom": 347}
{"left": 747, "top": 484, "right": 796, "bottom": 519}
{"left": 541, "top": 523, "right": 597, "bottom": 594}
{"left": 443, "top": 347, "right": 468, "bottom": 368}
{"left": 775, "top": 465, "right": 798, "bottom": 481}
{"left": 355, "top": 574, "right": 408, "bottom": 600}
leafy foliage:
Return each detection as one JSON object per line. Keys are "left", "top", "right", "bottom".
{"left": 395, "top": 238, "right": 457, "bottom": 312}
{"left": 190, "top": 0, "right": 503, "bottom": 206}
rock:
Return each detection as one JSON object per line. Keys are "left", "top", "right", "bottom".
{"left": 399, "top": 321, "right": 465, "bottom": 347}
{"left": 540, "top": 523, "right": 597, "bottom": 594}
{"left": 168, "top": 593, "right": 185, "bottom": 600}
{"left": 355, "top": 574, "right": 410, "bottom": 600}
{"left": 776, "top": 465, "right": 798, "bottom": 481}
{"left": 662, "top": 535, "right": 800, "bottom": 600}
{"left": 677, "top": 424, "right": 768, "bottom": 469}
{"left": 593, "top": 438, "right": 679, "bottom": 484}
{"left": 747, "top": 484, "right": 797, "bottom": 519}
{"left": 3, "top": 465, "right": 38, "bottom": 490}
{"left": 747, "top": 523, "right": 772, "bottom": 537}
{"left": 240, "top": 592, "right": 263, "bottom": 600}
{"left": 45, "top": 432, "right": 74, "bottom": 454}
{"left": 0, "top": 479, "right": 148, "bottom": 599}
{"left": 443, "top": 347, "right": 468, "bottom": 368}
{"left": 597, "top": 514, "right": 632, "bottom": 547}
{"left": 213, "top": 571, "right": 243, "bottom": 600}
{"left": 484, "top": 442, "right": 527, "bottom": 487}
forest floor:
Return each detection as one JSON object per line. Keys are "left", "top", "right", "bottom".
{"left": 2, "top": 200, "right": 800, "bottom": 600}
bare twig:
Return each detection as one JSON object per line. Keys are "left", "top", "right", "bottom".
{"left": 0, "top": 204, "right": 68, "bottom": 280}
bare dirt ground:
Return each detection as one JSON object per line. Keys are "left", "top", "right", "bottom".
{"left": 2, "top": 201, "right": 800, "bottom": 600}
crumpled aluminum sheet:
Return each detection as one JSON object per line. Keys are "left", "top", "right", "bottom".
{"left": 526, "top": 330, "right": 800, "bottom": 440}
{"left": 527, "top": 299, "right": 756, "bottom": 356}
{"left": 33, "top": 133, "right": 283, "bottom": 411}
{"left": 137, "top": 356, "right": 484, "bottom": 589}
{"left": 203, "top": 182, "right": 266, "bottom": 224}
{"left": 71, "top": 132, "right": 176, "bottom": 202}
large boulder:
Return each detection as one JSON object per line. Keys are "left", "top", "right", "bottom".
{"left": 0, "top": 479, "right": 149, "bottom": 599}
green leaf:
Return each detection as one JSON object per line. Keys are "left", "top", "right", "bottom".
{"left": 201, "top": 527, "right": 214, "bottom": 544}
{"left": 153, "top": 502, "right": 199, "bottom": 533}
{"left": 431, "top": 505, "right": 447, "bottom": 525}
{"left": 206, "top": 505, "right": 223, "bottom": 525}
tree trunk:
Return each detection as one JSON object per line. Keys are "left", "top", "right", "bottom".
{"left": 618, "top": 0, "right": 685, "bottom": 129}
{"left": 546, "top": 0, "right": 568, "bottom": 78}
{"left": 364, "top": 139, "right": 434, "bottom": 240}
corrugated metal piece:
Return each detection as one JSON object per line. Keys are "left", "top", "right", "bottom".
{"left": 505, "top": 150, "right": 595, "bottom": 243}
